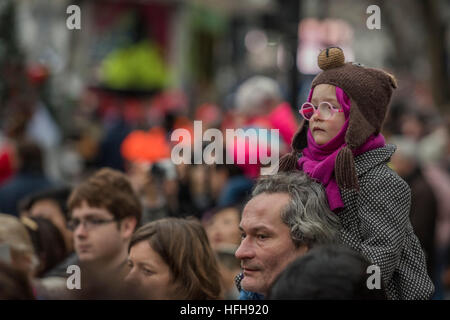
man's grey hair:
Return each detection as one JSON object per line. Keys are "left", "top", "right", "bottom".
{"left": 252, "top": 171, "right": 341, "bottom": 248}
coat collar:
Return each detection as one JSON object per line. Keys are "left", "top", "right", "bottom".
{"left": 354, "top": 144, "right": 396, "bottom": 177}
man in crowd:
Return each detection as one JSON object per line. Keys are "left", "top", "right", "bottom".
{"left": 235, "top": 171, "right": 341, "bottom": 299}
{"left": 66, "top": 168, "right": 141, "bottom": 297}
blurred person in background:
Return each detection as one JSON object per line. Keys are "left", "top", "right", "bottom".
{"left": 126, "top": 217, "right": 222, "bottom": 300}
{"left": 121, "top": 127, "right": 182, "bottom": 221}
{"left": 0, "top": 213, "right": 71, "bottom": 300}
{"left": 399, "top": 108, "right": 448, "bottom": 166}
{"left": 203, "top": 206, "right": 242, "bottom": 299}
{"left": 19, "top": 186, "right": 73, "bottom": 254}
{"left": 389, "top": 136, "right": 437, "bottom": 280}
{"left": 175, "top": 161, "right": 212, "bottom": 219}
{"left": 96, "top": 115, "right": 132, "bottom": 172}
{"left": 125, "top": 161, "right": 170, "bottom": 223}
{"left": 209, "top": 162, "right": 253, "bottom": 208}
{"left": 268, "top": 245, "right": 387, "bottom": 300}
{"left": 21, "top": 216, "right": 67, "bottom": 278}
{"left": 21, "top": 216, "right": 69, "bottom": 299}
{"left": 224, "top": 77, "right": 298, "bottom": 181}
{"left": 151, "top": 160, "right": 179, "bottom": 218}
{"left": 395, "top": 109, "right": 450, "bottom": 299}
{"left": 23, "top": 63, "right": 62, "bottom": 182}
{"left": 0, "top": 89, "right": 35, "bottom": 188}
{"left": 127, "top": 159, "right": 180, "bottom": 224}
{"left": 417, "top": 113, "right": 450, "bottom": 300}
{"left": 400, "top": 109, "right": 427, "bottom": 142}
{"left": 203, "top": 206, "right": 242, "bottom": 251}
{"left": 0, "top": 261, "right": 35, "bottom": 300}
{"left": 0, "top": 131, "right": 15, "bottom": 186}
{"left": 67, "top": 168, "right": 141, "bottom": 295}
{"left": 0, "top": 214, "right": 41, "bottom": 299}
{"left": 0, "top": 140, "right": 54, "bottom": 216}
{"left": 141, "top": 160, "right": 179, "bottom": 223}
{"left": 18, "top": 187, "right": 80, "bottom": 284}
{"left": 234, "top": 76, "right": 298, "bottom": 151}
{"left": 194, "top": 103, "right": 223, "bottom": 132}
{"left": 183, "top": 162, "right": 213, "bottom": 217}
{"left": 0, "top": 214, "right": 38, "bottom": 281}
{"left": 2, "top": 63, "right": 62, "bottom": 183}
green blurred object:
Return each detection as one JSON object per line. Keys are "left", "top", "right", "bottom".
{"left": 190, "top": 3, "right": 227, "bottom": 35}
{"left": 101, "top": 41, "right": 171, "bottom": 90}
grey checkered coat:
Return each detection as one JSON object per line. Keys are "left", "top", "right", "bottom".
{"left": 339, "top": 144, "right": 434, "bottom": 299}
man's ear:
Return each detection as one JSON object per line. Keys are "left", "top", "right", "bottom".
{"left": 120, "top": 217, "right": 137, "bottom": 240}
{"left": 296, "top": 244, "right": 309, "bottom": 256}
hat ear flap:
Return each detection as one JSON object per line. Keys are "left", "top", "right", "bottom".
{"left": 345, "top": 99, "right": 376, "bottom": 149}
{"left": 292, "top": 120, "right": 308, "bottom": 153}
{"left": 335, "top": 145, "right": 359, "bottom": 190}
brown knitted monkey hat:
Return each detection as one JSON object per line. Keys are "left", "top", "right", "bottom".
{"left": 279, "top": 47, "right": 397, "bottom": 190}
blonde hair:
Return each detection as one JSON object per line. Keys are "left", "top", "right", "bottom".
{"left": 0, "top": 214, "right": 39, "bottom": 273}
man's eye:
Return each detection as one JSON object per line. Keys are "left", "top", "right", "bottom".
{"left": 127, "top": 261, "right": 133, "bottom": 268}
{"left": 257, "top": 234, "right": 268, "bottom": 240}
{"left": 240, "top": 233, "right": 246, "bottom": 239}
{"left": 90, "top": 219, "right": 104, "bottom": 225}
{"left": 69, "top": 219, "right": 79, "bottom": 226}
{"left": 142, "top": 268, "right": 153, "bottom": 276}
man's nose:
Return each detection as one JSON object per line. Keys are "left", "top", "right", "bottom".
{"left": 74, "top": 222, "right": 88, "bottom": 238}
{"left": 235, "top": 237, "right": 255, "bottom": 260}
{"left": 125, "top": 267, "right": 138, "bottom": 284}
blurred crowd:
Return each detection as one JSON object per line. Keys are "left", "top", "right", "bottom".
{"left": 0, "top": 63, "right": 449, "bottom": 299}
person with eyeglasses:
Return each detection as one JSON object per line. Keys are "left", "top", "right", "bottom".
{"left": 278, "top": 47, "right": 433, "bottom": 300}
{"left": 65, "top": 168, "right": 142, "bottom": 298}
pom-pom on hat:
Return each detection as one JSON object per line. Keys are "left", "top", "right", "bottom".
{"left": 279, "top": 47, "right": 397, "bottom": 190}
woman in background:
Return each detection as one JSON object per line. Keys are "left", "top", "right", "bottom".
{"left": 126, "top": 217, "right": 222, "bottom": 300}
